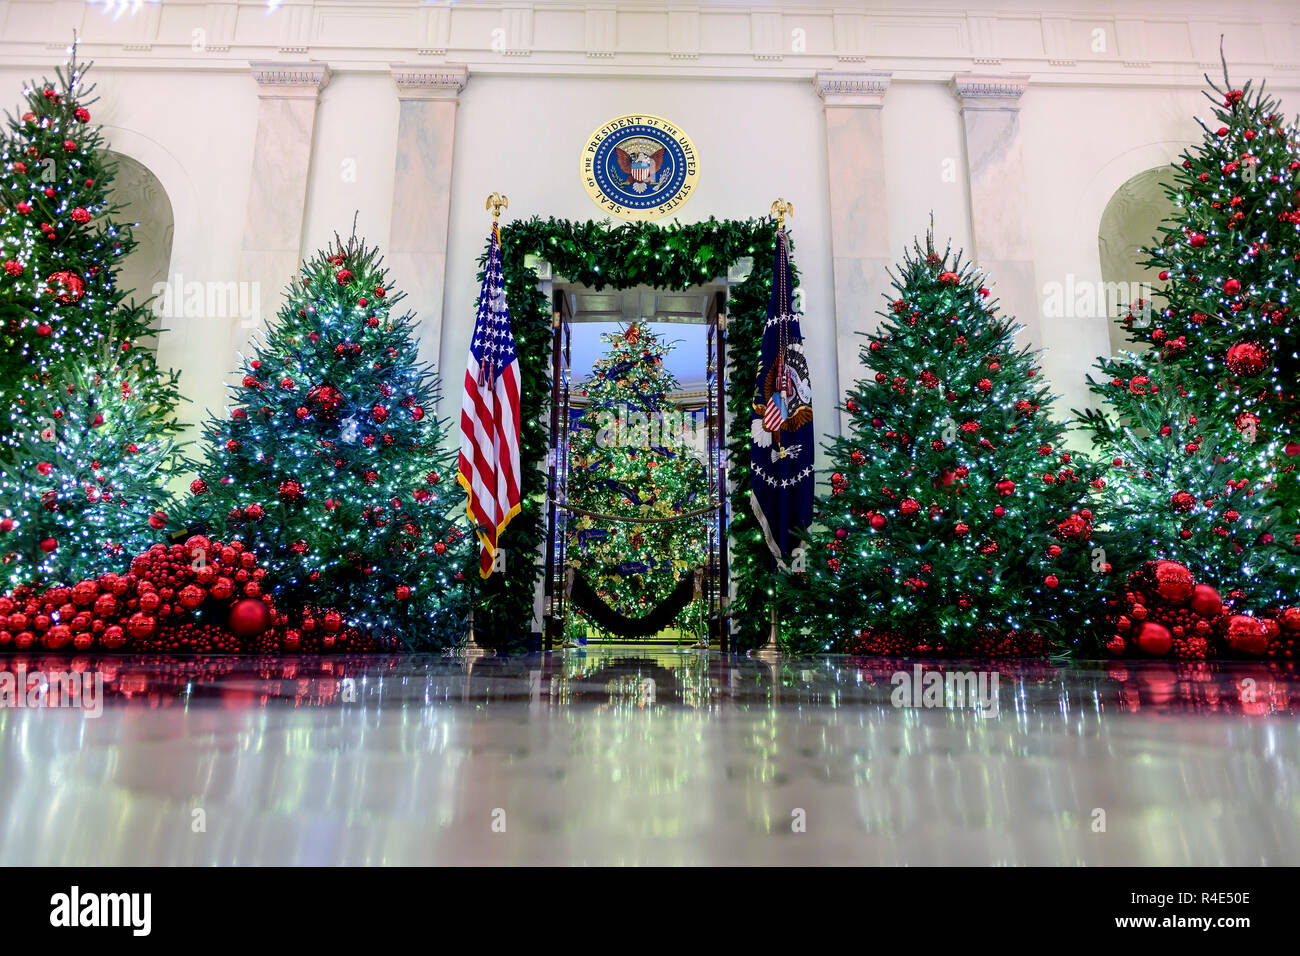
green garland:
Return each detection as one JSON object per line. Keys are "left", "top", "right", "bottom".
{"left": 472, "top": 216, "right": 799, "bottom": 650}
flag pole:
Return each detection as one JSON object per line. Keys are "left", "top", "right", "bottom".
{"left": 753, "top": 198, "right": 793, "bottom": 664}
{"left": 457, "top": 191, "right": 510, "bottom": 660}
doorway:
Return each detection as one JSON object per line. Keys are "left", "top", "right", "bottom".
{"left": 543, "top": 280, "right": 731, "bottom": 650}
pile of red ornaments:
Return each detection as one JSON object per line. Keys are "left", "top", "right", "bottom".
{"left": 0, "top": 536, "right": 381, "bottom": 654}
{"left": 1105, "top": 559, "right": 1300, "bottom": 660}
{"left": 847, "top": 627, "right": 1050, "bottom": 658}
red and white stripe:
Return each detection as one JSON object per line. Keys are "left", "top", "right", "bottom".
{"left": 458, "top": 352, "right": 521, "bottom": 578}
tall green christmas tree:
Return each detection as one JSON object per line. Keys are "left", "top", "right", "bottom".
{"left": 566, "top": 322, "right": 709, "bottom": 639}
{"left": 185, "top": 236, "right": 469, "bottom": 648}
{"left": 1080, "top": 63, "right": 1300, "bottom": 615}
{"left": 807, "top": 233, "right": 1106, "bottom": 655}
{"left": 1084, "top": 62, "right": 1300, "bottom": 513}
{"left": 0, "top": 50, "right": 183, "bottom": 586}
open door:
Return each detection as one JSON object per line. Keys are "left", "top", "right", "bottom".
{"left": 705, "top": 290, "right": 730, "bottom": 651}
{"left": 540, "top": 280, "right": 732, "bottom": 649}
{"left": 542, "top": 289, "right": 573, "bottom": 649}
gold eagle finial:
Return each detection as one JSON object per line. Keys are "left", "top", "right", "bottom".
{"left": 486, "top": 192, "right": 509, "bottom": 221}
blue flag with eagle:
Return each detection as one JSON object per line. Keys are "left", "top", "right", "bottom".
{"left": 749, "top": 225, "right": 814, "bottom": 566}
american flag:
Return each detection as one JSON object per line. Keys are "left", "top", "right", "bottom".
{"left": 749, "top": 225, "right": 814, "bottom": 566}
{"left": 459, "top": 223, "right": 521, "bottom": 578}
{"left": 762, "top": 384, "right": 787, "bottom": 432}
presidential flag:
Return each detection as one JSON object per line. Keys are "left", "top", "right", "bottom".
{"left": 749, "top": 225, "right": 814, "bottom": 566}
{"left": 459, "top": 223, "right": 521, "bottom": 577}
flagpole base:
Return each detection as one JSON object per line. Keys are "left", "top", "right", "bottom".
{"left": 456, "top": 614, "right": 494, "bottom": 659}
{"left": 750, "top": 606, "right": 781, "bottom": 662}
{"left": 457, "top": 636, "right": 493, "bottom": 659}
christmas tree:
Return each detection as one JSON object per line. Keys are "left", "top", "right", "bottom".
{"left": 185, "top": 235, "right": 470, "bottom": 648}
{"left": 1080, "top": 62, "right": 1300, "bottom": 617}
{"left": 1084, "top": 61, "right": 1300, "bottom": 515}
{"left": 0, "top": 50, "right": 183, "bottom": 586}
{"left": 0, "top": 49, "right": 175, "bottom": 441}
{"left": 808, "top": 232, "right": 1106, "bottom": 655}
{"left": 566, "top": 322, "right": 709, "bottom": 639}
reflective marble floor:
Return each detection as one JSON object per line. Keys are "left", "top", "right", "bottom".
{"left": 1, "top": 646, "right": 1298, "bottom": 865}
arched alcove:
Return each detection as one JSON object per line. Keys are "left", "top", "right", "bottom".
{"left": 103, "top": 150, "right": 175, "bottom": 345}
{"left": 1097, "top": 166, "right": 1177, "bottom": 357}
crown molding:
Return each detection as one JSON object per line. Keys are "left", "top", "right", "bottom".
{"left": 0, "top": 2, "right": 1296, "bottom": 91}
{"left": 814, "top": 70, "right": 892, "bottom": 107}
{"left": 248, "top": 61, "right": 331, "bottom": 99}
{"left": 390, "top": 63, "right": 468, "bottom": 101}
{"left": 951, "top": 72, "right": 1030, "bottom": 110}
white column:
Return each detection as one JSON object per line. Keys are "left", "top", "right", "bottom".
{"left": 237, "top": 61, "right": 330, "bottom": 345}
{"left": 950, "top": 73, "right": 1042, "bottom": 349}
{"left": 387, "top": 65, "right": 468, "bottom": 374}
{"left": 814, "top": 71, "right": 892, "bottom": 431}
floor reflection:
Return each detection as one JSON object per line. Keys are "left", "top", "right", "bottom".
{"left": 1, "top": 647, "right": 1298, "bottom": 865}
{"left": 1, "top": 648, "right": 1295, "bottom": 715}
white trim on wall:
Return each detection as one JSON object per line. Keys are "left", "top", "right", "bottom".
{"left": 0, "top": 1, "right": 1295, "bottom": 90}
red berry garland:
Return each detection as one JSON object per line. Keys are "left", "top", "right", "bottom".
{"left": 1104, "top": 559, "right": 1298, "bottom": 659}
{"left": 0, "top": 537, "right": 381, "bottom": 654}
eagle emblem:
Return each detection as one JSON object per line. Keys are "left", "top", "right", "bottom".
{"left": 614, "top": 139, "right": 667, "bottom": 194}
{"left": 752, "top": 338, "right": 813, "bottom": 438}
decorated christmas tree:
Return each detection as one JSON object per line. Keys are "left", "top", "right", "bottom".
{"left": 808, "top": 232, "right": 1106, "bottom": 655}
{"left": 0, "top": 49, "right": 175, "bottom": 440}
{"left": 0, "top": 50, "right": 183, "bottom": 586}
{"left": 184, "top": 235, "right": 470, "bottom": 648}
{"left": 566, "top": 322, "right": 709, "bottom": 639}
{"left": 1079, "top": 62, "right": 1300, "bottom": 633}
{"left": 1083, "top": 62, "right": 1300, "bottom": 517}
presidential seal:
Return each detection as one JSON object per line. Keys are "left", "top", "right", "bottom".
{"left": 582, "top": 114, "right": 699, "bottom": 221}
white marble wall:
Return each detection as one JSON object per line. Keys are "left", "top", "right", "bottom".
{"left": 815, "top": 71, "right": 892, "bottom": 427}
{"left": 236, "top": 63, "right": 330, "bottom": 358}
{"left": 951, "top": 74, "right": 1042, "bottom": 355}
{"left": 387, "top": 65, "right": 466, "bottom": 378}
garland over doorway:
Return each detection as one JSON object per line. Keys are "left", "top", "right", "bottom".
{"left": 469, "top": 216, "right": 802, "bottom": 651}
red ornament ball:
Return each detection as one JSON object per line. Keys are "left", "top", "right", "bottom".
{"left": 228, "top": 598, "right": 273, "bottom": 639}
{"left": 1225, "top": 340, "right": 1267, "bottom": 376}
{"left": 1135, "top": 621, "right": 1172, "bottom": 656}
{"left": 1189, "top": 583, "right": 1222, "bottom": 618}
{"left": 1224, "top": 615, "right": 1267, "bottom": 655}
{"left": 1151, "top": 560, "right": 1195, "bottom": 603}
{"left": 178, "top": 584, "right": 206, "bottom": 611}
{"left": 126, "top": 611, "right": 157, "bottom": 640}
{"left": 45, "top": 270, "right": 85, "bottom": 304}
